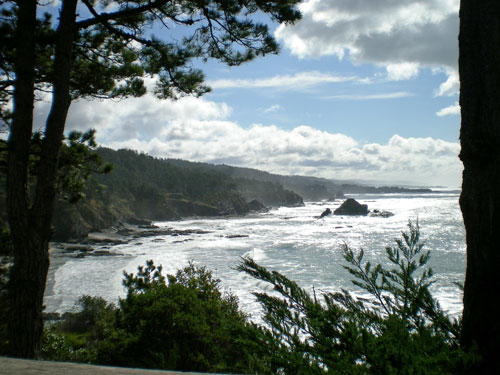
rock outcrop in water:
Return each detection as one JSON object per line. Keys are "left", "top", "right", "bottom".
{"left": 320, "top": 208, "right": 332, "bottom": 218}
{"left": 369, "top": 209, "right": 394, "bottom": 218}
{"left": 248, "top": 199, "right": 268, "bottom": 212}
{"left": 334, "top": 199, "right": 368, "bottom": 216}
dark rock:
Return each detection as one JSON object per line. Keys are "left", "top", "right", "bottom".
{"left": 138, "top": 224, "right": 159, "bottom": 229}
{"left": 284, "top": 197, "right": 305, "bottom": 208}
{"left": 240, "top": 185, "right": 304, "bottom": 208}
{"left": 85, "top": 238, "right": 127, "bottom": 245}
{"left": 320, "top": 208, "right": 332, "bottom": 218}
{"left": 75, "top": 249, "right": 120, "bottom": 258}
{"left": 216, "top": 197, "right": 249, "bottom": 216}
{"left": 225, "top": 234, "right": 249, "bottom": 239}
{"left": 248, "top": 199, "right": 268, "bottom": 212}
{"left": 91, "top": 250, "right": 121, "bottom": 256}
{"left": 116, "top": 228, "right": 133, "bottom": 236}
{"left": 369, "top": 209, "right": 394, "bottom": 218}
{"left": 63, "top": 245, "right": 92, "bottom": 253}
{"left": 173, "top": 239, "right": 193, "bottom": 244}
{"left": 127, "top": 217, "right": 153, "bottom": 225}
{"left": 334, "top": 198, "right": 368, "bottom": 216}
{"left": 51, "top": 205, "right": 92, "bottom": 241}
{"left": 132, "top": 196, "right": 180, "bottom": 221}
{"left": 131, "top": 227, "right": 211, "bottom": 239}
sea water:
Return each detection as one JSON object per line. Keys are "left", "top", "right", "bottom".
{"left": 44, "top": 192, "right": 466, "bottom": 320}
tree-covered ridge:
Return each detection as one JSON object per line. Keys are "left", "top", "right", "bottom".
{"left": 51, "top": 147, "right": 304, "bottom": 240}
{"left": 48, "top": 146, "right": 439, "bottom": 240}
{"left": 2, "top": 142, "right": 435, "bottom": 242}
{"left": 166, "top": 159, "right": 434, "bottom": 200}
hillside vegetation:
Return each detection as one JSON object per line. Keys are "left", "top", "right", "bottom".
{"left": 166, "top": 159, "right": 433, "bottom": 200}
{"left": 1, "top": 146, "right": 434, "bottom": 242}
{"left": 51, "top": 148, "right": 305, "bottom": 240}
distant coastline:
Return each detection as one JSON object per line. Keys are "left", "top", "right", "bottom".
{"left": 38, "top": 147, "right": 439, "bottom": 242}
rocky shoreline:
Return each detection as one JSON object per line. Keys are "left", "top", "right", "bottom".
{"left": 51, "top": 193, "right": 295, "bottom": 242}
{"left": 43, "top": 220, "right": 222, "bottom": 317}
{"left": 50, "top": 220, "right": 215, "bottom": 259}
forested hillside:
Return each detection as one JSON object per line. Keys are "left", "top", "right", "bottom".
{"left": 1, "top": 146, "right": 435, "bottom": 242}
{"left": 51, "top": 148, "right": 304, "bottom": 240}
{"left": 166, "top": 159, "right": 433, "bottom": 200}
{"left": 1, "top": 146, "right": 435, "bottom": 241}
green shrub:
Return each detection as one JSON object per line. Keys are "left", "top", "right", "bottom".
{"left": 41, "top": 295, "right": 116, "bottom": 361}
{"left": 40, "top": 329, "right": 96, "bottom": 363}
{"left": 56, "top": 295, "right": 116, "bottom": 336}
{"left": 95, "top": 261, "right": 268, "bottom": 373}
{"left": 238, "top": 221, "right": 480, "bottom": 374}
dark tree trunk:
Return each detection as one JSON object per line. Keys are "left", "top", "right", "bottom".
{"left": 459, "top": 0, "right": 500, "bottom": 373}
{"left": 7, "top": 0, "right": 78, "bottom": 358}
{"left": 6, "top": 0, "right": 40, "bottom": 358}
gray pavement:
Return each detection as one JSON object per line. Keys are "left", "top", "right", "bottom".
{"left": 0, "top": 357, "right": 216, "bottom": 375}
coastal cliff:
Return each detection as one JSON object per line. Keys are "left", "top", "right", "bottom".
{"left": 50, "top": 148, "right": 304, "bottom": 241}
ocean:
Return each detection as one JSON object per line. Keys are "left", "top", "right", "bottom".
{"left": 45, "top": 192, "right": 466, "bottom": 320}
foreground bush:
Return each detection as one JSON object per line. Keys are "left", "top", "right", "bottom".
{"left": 41, "top": 295, "right": 116, "bottom": 362}
{"left": 44, "top": 261, "right": 268, "bottom": 373}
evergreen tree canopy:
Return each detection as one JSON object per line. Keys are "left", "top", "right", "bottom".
{"left": 0, "top": 0, "right": 301, "bottom": 114}
{"left": 0, "top": 0, "right": 301, "bottom": 358}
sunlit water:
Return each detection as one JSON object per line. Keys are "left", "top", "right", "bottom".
{"left": 45, "top": 192, "right": 465, "bottom": 320}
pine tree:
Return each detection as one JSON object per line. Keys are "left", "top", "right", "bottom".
{"left": 0, "top": 0, "right": 301, "bottom": 357}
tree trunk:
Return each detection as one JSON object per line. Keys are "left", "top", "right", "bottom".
{"left": 459, "top": 0, "right": 500, "bottom": 373}
{"left": 7, "top": 0, "right": 78, "bottom": 358}
{"left": 6, "top": 0, "right": 39, "bottom": 358}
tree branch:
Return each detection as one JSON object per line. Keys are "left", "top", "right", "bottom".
{"left": 77, "top": 0, "right": 169, "bottom": 30}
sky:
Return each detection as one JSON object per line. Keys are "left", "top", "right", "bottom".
{"left": 36, "top": 0, "right": 462, "bottom": 188}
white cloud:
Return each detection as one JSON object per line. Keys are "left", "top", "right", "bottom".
{"left": 263, "top": 104, "right": 282, "bottom": 113}
{"left": 46, "top": 93, "right": 461, "bottom": 188}
{"left": 386, "top": 63, "right": 420, "bottom": 81}
{"left": 208, "top": 71, "right": 359, "bottom": 90}
{"left": 434, "top": 69, "right": 459, "bottom": 96}
{"left": 325, "top": 92, "right": 413, "bottom": 100}
{"left": 437, "top": 102, "right": 460, "bottom": 117}
{"left": 34, "top": 95, "right": 232, "bottom": 141}
{"left": 276, "top": 0, "right": 459, "bottom": 86}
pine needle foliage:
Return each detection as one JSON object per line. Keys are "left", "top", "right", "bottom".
{"left": 238, "top": 221, "right": 479, "bottom": 374}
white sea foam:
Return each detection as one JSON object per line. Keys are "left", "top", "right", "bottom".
{"left": 244, "top": 247, "right": 267, "bottom": 262}
{"left": 45, "top": 192, "right": 466, "bottom": 319}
